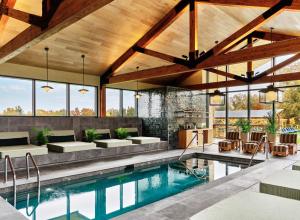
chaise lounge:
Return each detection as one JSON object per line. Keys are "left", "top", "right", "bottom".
{"left": 0, "top": 131, "right": 48, "bottom": 158}
{"left": 47, "top": 130, "right": 96, "bottom": 153}
{"left": 125, "top": 128, "right": 161, "bottom": 144}
{"left": 85, "top": 129, "right": 132, "bottom": 148}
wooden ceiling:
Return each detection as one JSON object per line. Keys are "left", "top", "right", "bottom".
{"left": 1, "top": 0, "right": 300, "bottom": 89}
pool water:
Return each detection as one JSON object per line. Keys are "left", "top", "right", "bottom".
{"left": 7, "top": 158, "right": 246, "bottom": 220}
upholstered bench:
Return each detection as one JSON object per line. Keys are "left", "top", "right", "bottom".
{"left": 218, "top": 141, "right": 232, "bottom": 152}
{"left": 288, "top": 144, "right": 297, "bottom": 155}
{"left": 272, "top": 145, "right": 289, "bottom": 157}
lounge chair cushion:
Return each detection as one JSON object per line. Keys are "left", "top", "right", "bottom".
{"left": 47, "top": 142, "right": 96, "bottom": 153}
{"left": 124, "top": 128, "right": 139, "bottom": 137}
{"left": 48, "top": 135, "right": 75, "bottom": 143}
{"left": 94, "top": 139, "right": 132, "bottom": 148}
{"left": 190, "top": 191, "right": 300, "bottom": 220}
{"left": 0, "top": 145, "right": 48, "bottom": 158}
{"left": 260, "top": 170, "right": 300, "bottom": 200}
{"left": 127, "top": 137, "right": 160, "bottom": 144}
{"left": 0, "top": 137, "right": 29, "bottom": 146}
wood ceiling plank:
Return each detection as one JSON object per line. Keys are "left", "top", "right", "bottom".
{"left": 0, "top": 0, "right": 115, "bottom": 63}
{"left": 100, "top": 0, "right": 190, "bottom": 83}
{"left": 0, "top": 0, "right": 16, "bottom": 32}
{"left": 205, "top": 68, "right": 246, "bottom": 81}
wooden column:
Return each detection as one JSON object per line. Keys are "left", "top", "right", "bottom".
{"left": 99, "top": 85, "right": 106, "bottom": 117}
{"left": 189, "top": 0, "right": 198, "bottom": 62}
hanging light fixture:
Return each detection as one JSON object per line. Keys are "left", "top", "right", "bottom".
{"left": 79, "top": 54, "right": 89, "bottom": 94}
{"left": 259, "top": 27, "right": 283, "bottom": 103}
{"left": 209, "top": 41, "right": 225, "bottom": 106}
{"left": 41, "top": 47, "right": 54, "bottom": 92}
{"left": 134, "top": 66, "right": 142, "bottom": 99}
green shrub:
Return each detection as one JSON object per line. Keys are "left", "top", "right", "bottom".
{"left": 115, "top": 128, "right": 128, "bottom": 139}
{"left": 86, "top": 129, "right": 101, "bottom": 142}
{"left": 266, "top": 112, "right": 277, "bottom": 134}
{"left": 235, "top": 119, "right": 251, "bottom": 133}
{"left": 32, "top": 127, "right": 51, "bottom": 146}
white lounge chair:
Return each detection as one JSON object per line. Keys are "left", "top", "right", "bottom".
{"left": 190, "top": 191, "right": 300, "bottom": 220}
{"left": 86, "top": 129, "right": 132, "bottom": 148}
{"left": 47, "top": 130, "right": 96, "bottom": 153}
{"left": 0, "top": 132, "right": 48, "bottom": 158}
{"left": 125, "top": 128, "right": 160, "bottom": 144}
{"left": 260, "top": 170, "right": 300, "bottom": 200}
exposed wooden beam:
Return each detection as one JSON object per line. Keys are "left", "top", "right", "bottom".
{"left": 186, "top": 71, "right": 300, "bottom": 90}
{"left": 0, "top": 0, "right": 16, "bottom": 33}
{"left": 252, "top": 30, "right": 298, "bottom": 41}
{"left": 101, "top": 0, "right": 190, "bottom": 84}
{"left": 205, "top": 68, "right": 247, "bottom": 81}
{"left": 252, "top": 53, "right": 300, "bottom": 80}
{"left": 195, "top": 0, "right": 300, "bottom": 11}
{"left": 133, "top": 46, "right": 189, "bottom": 66}
{"left": 108, "top": 37, "right": 300, "bottom": 84}
{"left": 247, "top": 37, "right": 253, "bottom": 76}
{"left": 0, "top": 6, "right": 42, "bottom": 26}
{"left": 0, "top": 0, "right": 115, "bottom": 63}
{"left": 198, "top": 37, "right": 300, "bottom": 68}
{"left": 189, "top": 0, "right": 198, "bottom": 61}
{"left": 109, "top": 64, "right": 191, "bottom": 84}
{"left": 100, "top": 85, "right": 106, "bottom": 117}
{"left": 211, "top": 0, "right": 292, "bottom": 55}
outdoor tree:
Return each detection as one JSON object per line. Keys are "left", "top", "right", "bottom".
{"left": 278, "top": 87, "right": 300, "bottom": 125}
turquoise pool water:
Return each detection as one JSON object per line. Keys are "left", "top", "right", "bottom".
{"left": 8, "top": 158, "right": 246, "bottom": 220}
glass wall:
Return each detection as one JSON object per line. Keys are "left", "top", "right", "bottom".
{"left": 36, "top": 81, "right": 67, "bottom": 116}
{"left": 0, "top": 76, "right": 32, "bottom": 116}
{"left": 70, "top": 85, "right": 97, "bottom": 116}
{"left": 0, "top": 76, "right": 97, "bottom": 117}
{"left": 122, "top": 90, "right": 136, "bottom": 117}
{"left": 106, "top": 88, "right": 137, "bottom": 117}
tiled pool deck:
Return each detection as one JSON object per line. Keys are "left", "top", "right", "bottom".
{"left": 0, "top": 143, "right": 299, "bottom": 220}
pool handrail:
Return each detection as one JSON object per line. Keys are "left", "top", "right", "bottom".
{"left": 4, "top": 155, "right": 17, "bottom": 207}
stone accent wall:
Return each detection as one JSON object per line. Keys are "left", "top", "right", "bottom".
{"left": 0, "top": 117, "right": 142, "bottom": 142}
{"left": 138, "top": 87, "right": 207, "bottom": 149}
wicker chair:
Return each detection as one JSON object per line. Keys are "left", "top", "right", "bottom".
{"left": 218, "top": 132, "right": 240, "bottom": 152}
{"left": 243, "top": 132, "right": 265, "bottom": 154}
{"left": 273, "top": 134, "right": 298, "bottom": 156}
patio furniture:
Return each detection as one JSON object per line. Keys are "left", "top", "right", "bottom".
{"left": 272, "top": 145, "right": 289, "bottom": 157}
{"left": 280, "top": 133, "right": 298, "bottom": 155}
{"left": 47, "top": 130, "right": 96, "bottom": 153}
{"left": 260, "top": 170, "right": 300, "bottom": 201}
{"left": 125, "top": 128, "right": 161, "bottom": 144}
{"left": 190, "top": 191, "right": 300, "bottom": 220}
{"left": 0, "top": 131, "right": 48, "bottom": 158}
{"left": 242, "top": 132, "right": 265, "bottom": 153}
{"left": 218, "top": 140, "right": 232, "bottom": 152}
{"left": 88, "top": 129, "right": 133, "bottom": 148}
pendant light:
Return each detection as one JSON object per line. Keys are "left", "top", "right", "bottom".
{"left": 41, "top": 47, "right": 53, "bottom": 92}
{"left": 134, "top": 66, "right": 142, "bottom": 99}
{"left": 79, "top": 54, "right": 89, "bottom": 94}
{"left": 259, "top": 27, "right": 283, "bottom": 103}
{"left": 209, "top": 41, "right": 225, "bottom": 106}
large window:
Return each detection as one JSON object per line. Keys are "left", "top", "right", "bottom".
{"left": 36, "top": 81, "right": 67, "bottom": 116}
{"left": 70, "top": 85, "right": 97, "bottom": 116}
{"left": 0, "top": 76, "right": 97, "bottom": 117}
{"left": 106, "top": 88, "right": 121, "bottom": 117}
{"left": 123, "top": 90, "right": 136, "bottom": 117}
{"left": 106, "top": 88, "right": 137, "bottom": 117}
{"left": 0, "top": 76, "right": 32, "bottom": 116}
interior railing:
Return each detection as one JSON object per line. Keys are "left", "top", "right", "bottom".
{"left": 26, "top": 152, "right": 41, "bottom": 197}
{"left": 248, "top": 135, "right": 269, "bottom": 167}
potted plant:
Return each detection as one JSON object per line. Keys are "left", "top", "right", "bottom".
{"left": 32, "top": 127, "right": 51, "bottom": 146}
{"left": 85, "top": 128, "right": 101, "bottom": 142}
{"left": 266, "top": 112, "right": 277, "bottom": 143}
{"left": 115, "top": 128, "right": 128, "bottom": 139}
{"left": 235, "top": 119, "right": 251, "bottom": 144}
